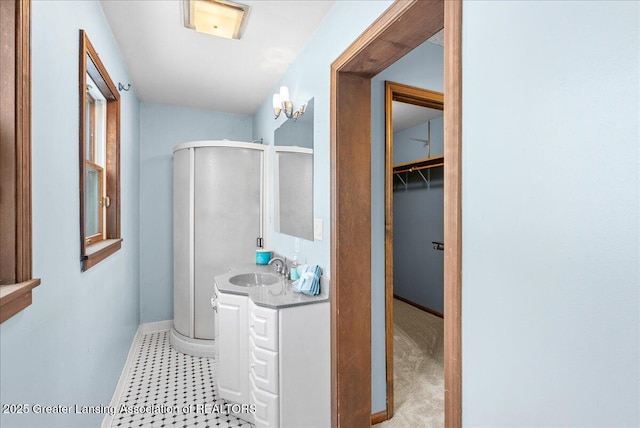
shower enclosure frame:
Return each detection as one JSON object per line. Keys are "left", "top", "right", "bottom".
{"left": 170, "top": 140, "right": 269, "bottom": 357}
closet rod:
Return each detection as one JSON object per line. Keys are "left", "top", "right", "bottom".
{"left": 392, "top": 154, "right": 444, "bottom": 173}
{"left": 393, "top": 161, "right": 444, "bottom": 174}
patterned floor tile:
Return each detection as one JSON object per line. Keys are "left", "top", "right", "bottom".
{"left": 111, "top": 331, "right": 253, "bottom": 428}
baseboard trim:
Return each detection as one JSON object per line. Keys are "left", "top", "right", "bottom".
{"left": 371, "top": 410, "right": 389, "bottom": 425}
{"left": 101, "top": 320, "right": 174, "bottom": 428}
{"left": 393, "top": 294, "right": 443, "bottom": 318}
{"left": 139, "top": 319, "right": 173, "bottom": 334}
{"left": 101, "top": 326, "right": 143, "bottom": 428}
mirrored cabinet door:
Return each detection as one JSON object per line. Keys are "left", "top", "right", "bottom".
{"left": 273, "top": 98, "right": 314, "bottom": 241}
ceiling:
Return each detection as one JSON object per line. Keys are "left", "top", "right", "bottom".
{"left": 392, "top": 101, "right": 443, "bottom": 132}
{"left": 100, "top": 0, "right": 335, "bottom": 115}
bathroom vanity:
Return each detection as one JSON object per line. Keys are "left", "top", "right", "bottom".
{"left": 212, "top": 264, "right": 330, "bottom": 428}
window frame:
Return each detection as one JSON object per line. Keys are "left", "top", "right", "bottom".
{"left": 79, "top": 30, "right": 121, "bottom": 271}
{"left": 0, "top": 0, "right": 40, "bottom": 323}
{"left": 84, "top": 159, "right": 104, "bottom": 245}
{"left": 85, "top": 91, "right": 96, "bottom": 161}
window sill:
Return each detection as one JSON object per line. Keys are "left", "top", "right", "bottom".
{"left": 82, "top": 238, "right": 122, "bottom": 271}
{"left": 0, "top": 278, "right": 41, "bottom": 323}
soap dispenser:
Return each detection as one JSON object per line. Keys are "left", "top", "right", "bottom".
{"left": 290, "top": 238, "right": 301, "bottom": 280}
{"left": 290, "top": 254, "right": 300, "bottom": 280}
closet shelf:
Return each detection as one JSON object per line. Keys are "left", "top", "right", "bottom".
{"left": 393, "top": 155, "right": 444, "bottom": 174}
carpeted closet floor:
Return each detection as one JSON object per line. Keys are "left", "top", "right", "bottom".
{"left": 374, "top": 298, "right": 444, "bottom": 428}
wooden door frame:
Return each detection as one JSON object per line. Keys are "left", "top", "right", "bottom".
{"left": 384, "top": 81, "right": 445, "bottom": 421}
{"left": 0, "top": 0, "right": 40, "bottom": 324}
{"left": 330, "top": 0, "right": 462, "bottom": 427}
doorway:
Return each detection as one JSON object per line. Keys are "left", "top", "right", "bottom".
{"left": 384, "top": 81, "right": 445, "bottom": 425}
{"left": 330, "top": 1, "right": 462, "bottom": 427}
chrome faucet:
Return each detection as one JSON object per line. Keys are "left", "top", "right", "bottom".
{"left": 268, "top": 257, "right": 288, "bottom": 277}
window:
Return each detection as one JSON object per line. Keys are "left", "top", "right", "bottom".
{"left": 84, "top": 74, "right": 107, "bottom": 245}
{"left": 79, "top": 30, "right": 121, "bottom": 271}
{"left": 0, "top": 0, "right": 40, "bottom": 323}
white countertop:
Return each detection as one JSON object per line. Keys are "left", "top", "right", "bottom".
{"left": 214, "top": 263, "right": 329, "bottom": 309}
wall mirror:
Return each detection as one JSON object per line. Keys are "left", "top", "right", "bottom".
{"left": 274, "top": 97, "right": 314, "bottom": 241}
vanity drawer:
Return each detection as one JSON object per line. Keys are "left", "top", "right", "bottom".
{"left": 249, "top": 301, "right": 278, "bottom": 352}
{"left": 250, "top": 336, "right": 279, "bottom": 395}
{"left": 250, "top": 376, "right": 279, "bottom": 428}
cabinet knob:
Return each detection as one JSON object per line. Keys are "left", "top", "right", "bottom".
{"left": 250, "top": 324, "right": 254, "bottom": 329}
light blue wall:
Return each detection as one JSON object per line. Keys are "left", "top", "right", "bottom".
{"left": 393, "top": 117, "right": 444, "bottom": 164}
{"left": 392, "top": 119, "right": 444, "bottom": 313}
{"left": 0, "top": 1, "right": 141, "bottom": 427}
{"left": 462, "top": 1, "right": 639, "bottom": 426}
{"left": 252, "top": 0, "right": 394, "bottom": 275}
{"left": 3, "top": 2, "right": 632, "bottom": 427}
{"left": 393, "top": 171, "right": 444, "bottom": 312}
{"left": 371, "top": 41, "right": 444, "bottom": 412}
{"left": 274, "top": 98, "right": 314, "bottom": 150}
{"left": 139, "top": 103, "right": 253, "bottom": 323}
{"left": 253, "top": 0, "right": 391, "bottom": 275}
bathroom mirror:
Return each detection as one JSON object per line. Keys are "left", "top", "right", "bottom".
{"left": 274, "top": 97, "right": 314, "bottom": 241}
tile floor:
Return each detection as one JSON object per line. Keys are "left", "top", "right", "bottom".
{"left": 110, "top": 331, "right": 253, "bottom": 428}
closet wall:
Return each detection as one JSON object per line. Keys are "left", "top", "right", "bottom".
{"left": 393, "top": 117, "right": 444, "bottom": 313}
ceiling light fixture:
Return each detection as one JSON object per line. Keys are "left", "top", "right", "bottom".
{"left": 272, "top": 86, "right": 306, "bottom": 120}
{"left": 183, "top": 0, "right": 250, "bottom": 40}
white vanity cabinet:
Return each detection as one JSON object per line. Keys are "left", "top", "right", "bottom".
{"left": 249, "top": 301, "right": 280, "bottom": 427}
{"left": 216, "top": 286, "right": 330, "bottom": 428}
{"left": 215, "top": 288, "right": 249, "bottom": 406}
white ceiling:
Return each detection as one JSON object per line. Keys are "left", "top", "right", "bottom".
{"left": 392, "top": 101, "right": 443, "bottom": 132}
{"left": 100, "top": 0, "right": 335, "bottom": 115}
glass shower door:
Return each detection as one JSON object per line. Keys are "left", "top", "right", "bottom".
{"left": 193, "top": 146, "right": 263, "bottom": 339}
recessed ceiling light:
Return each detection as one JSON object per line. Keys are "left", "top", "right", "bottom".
{"left": 183, "top": 0, "right": 250, "bottom": 40}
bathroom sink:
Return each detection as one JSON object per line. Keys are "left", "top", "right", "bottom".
{"left": 228, "top": 272, "right": 280, "bottom": 287}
